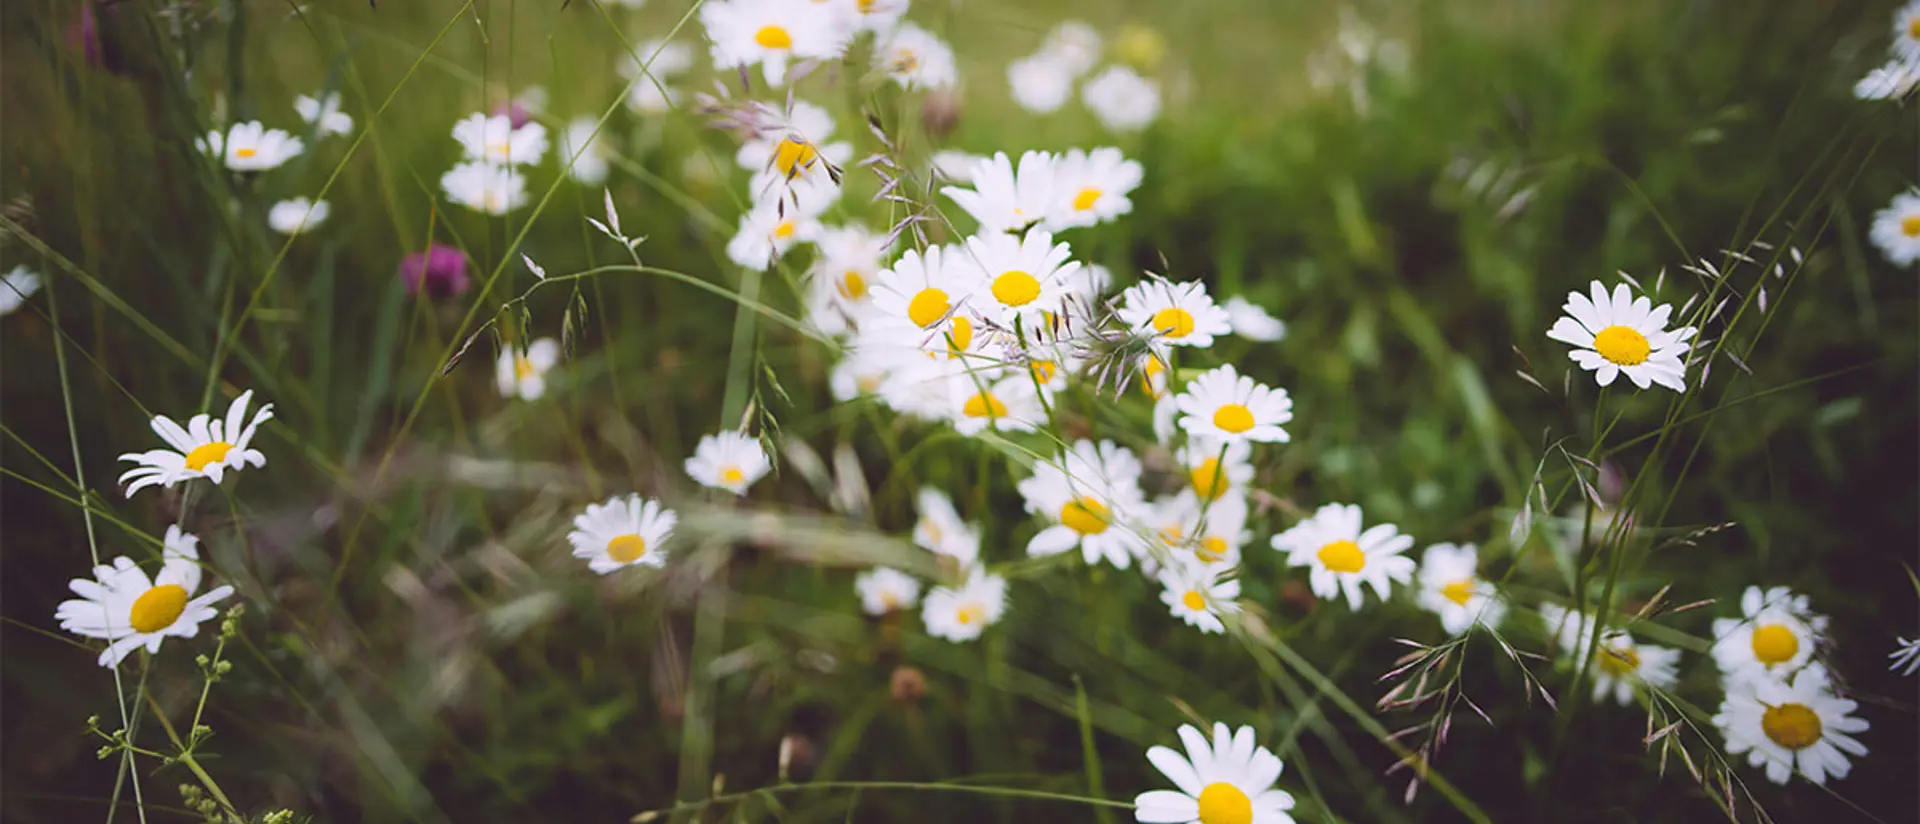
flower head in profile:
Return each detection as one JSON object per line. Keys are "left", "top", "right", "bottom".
{"left": 1890, "top": 637, "right": 1920, "bottom": 676}
{"left": 268, "top": 198, "right": 330, "bottom": 236}
{"left": 1157, "top": 560, "right": 1240, "bottom": 635}
{"left": 1044, "top": 147, "right": 1142, "bottom": 231}
{"left": 442, "top": 161, "right": 528, "bottom": 215}
{"left": 451, "top": 113, "right": 548, "bottom": 166}
{"left": 119, "top": 391, "right": 274, "bottom": 497}
{"left": 943, "top": 151, "right": 1060, "bottom": 234}
{"left": 1870, "top": 190, "right": 1920, "bottom": 267}
{"left": 1272, "top": 503, "right": 1414, "bottom": 611}
{"left": 56, "top": 526, "right": 235, "bottom": 667}
{"left": 1, "top": 266, "right": 42, "bottom": 317}
{"left": 913, "top": 487, "right": 982, "bottom": 567}
{"left": 686, "top": 430, "right": 772, "bottom": 496}
{"left": 1710, "top": 585, "right": 1828, "bottom": 685}
{"left": 1146, "top": 490, "right": 1251, "bottom": 573}
{"left": 1223, "top": 296, "right": 1286, "bottom": 342}
{"left": 1546, "top": 280, "right": 1697, "bottom": 392}
{"left": 400, "top": 243, "right": 472, "bottom": 298}
{"left": 1714, "top": 663, "right": 1869, "bottom": 785}
{"left": 568, "top": 494, "right": 677, "bottom": 574}
{"left": 856, "top": 567, "right": 921, "bottom": 616}
{"left": 1134, "top": 722, "right": 1296, "bottom": 824}
{"left": 877, "top": 23, "right": 957, "bottom": 90}
{"left": 726, "top": 198, "right": 824, "bottom": 271}
{"left": 1117, "top": 276, "right": 1233, "bottom": 349}
{"left": 701, "top": 0, "right": 851, "bottom": 86}
{"left": 735, "top": 101, "right": 853, "bottom": 187}
{"left": 1537, "top": 603, "right": 1680, "bottom": 706}
{"left": 1855, "top": 59, "right": 1920, "bottom": 101}
{"left": 922, "top": 567, "right": 1007, "bottom": 642}
{"left": 1008, "top": 54, "right": 1075, "bottom": 113}
{"left": 294, "top": 92, "right": 354, "bottom": 137}
{"left": 1414, "top": 543, "right": 1505, "bottom": 636}
{"left": 1082, "top": 66, "right": 1161, "bottom": 132}
{"left": 1173, "top": 364, "right": 1293, "bottom": 445}
{"left": 1017, "top": 439, "right": 1148, "bottom": 569}
{"left": 199, "top": 122, "right": 304, "bottom": 172}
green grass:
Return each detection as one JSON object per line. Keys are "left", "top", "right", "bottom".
{"left": 2, "top": 0, "right": 1916, "bottom": 822}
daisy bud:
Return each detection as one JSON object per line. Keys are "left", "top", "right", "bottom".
{"left": 889, "top": 665, "right": 927, "bottom": 702}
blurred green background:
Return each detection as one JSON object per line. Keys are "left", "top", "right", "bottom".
{"left": 2, "top": 0, "right": 1915, "bottom": 821}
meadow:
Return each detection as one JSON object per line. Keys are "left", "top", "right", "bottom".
{"left": 2, "top": 0, "right": 1918, "bottom": 821}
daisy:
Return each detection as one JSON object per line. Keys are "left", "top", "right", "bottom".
{"left": 118, "top": 391, "right": 273, "bottom": 497}
{"left": 1869, "top": 190, "right": 1920, "bottom": 266}
{"left": 1710, "top": 586, "right": 1828, "bottom": 684}
{"left": 56, "top": 526, "right": 235, "bottom": 668}
{"left": 726, "top": 199, "right": 824, "bottom": 271}
{"left": 829, "top": 344, "right": 898, "bottom": 402}
{"left": 1, "top": 265, "right": 42, "bottom": 317}
{"left": 869, "top": 244, "right": 982, "bottom": 341}
{"left": 1113, "top": 23, "right": 1167, "bottom": 70}
{"left": 1414, "top": 543, "right": 1506, "bottom": 636}
{"left": 876, "top": 23, "right": 956, "bottom": 90}
{"left": 1133, "top": 722, "right": 1297, "bottom": 824}
{"left": 1158, "top": 559, "right": 1240, "bottom": 635}
{"left": 922, "top": 568, "right": 1007, "bottom": 642}
{"left": 1082, "top": 66, "right": 1161, "bottom": 132}
{"left": 442, "top": 161, "right": 527, "bottom": 215}
{"left": 199, "top": 121, "right": 304, "bottom": 172}
{"left": 294, "top": 92, "right": 354, "bottom": 137}
{"left": 267, "top": 198, "right": 329, "bottom": 235}
{"left": 567, "top": 494, "right": 678, "bottom": 574}
{"left": 947, "top": 373, "right": 1045, "bottom": 436}
{"left": 1173, "top": 364, "right": 1293, "bottom": 445}
{"left": 701, "top": 0, "right": 850, "bottom": 86}
{"left": 855, "top": 567, "right": 921, "bottom": 616}
{"left": 1272, "top": 503, "right": 1414, "bottom": 610}
{"left": 1546, "top": 280, "right": 1698, "bottom": 392}
{"left": 1854, "top": 58, "right": 1920, "bottom": 101}
{"left": 1148, "top": 491, "right": 1251, "bottom": 572}
{"left": 1017, "top": 439, "right": 1149, "bottom": 569}
{"left": 557, "top": 116, "right": 611, "bottom": 185}
{"left": 833, "top": 0, "right": 908, "bottom": 35}
{"left": 1223, "top": 296, "right": 1286, "bottom": 342}
{"left": 805, "top": 225, "right": 890, "bottom": 335}
{"left": 1715, "top": 663, "right": 1869, "bottom": 785}
{"left": 1890, "top": 637, "right": 1920, "bottom": 676}
{"left": 942, "top": 150, "right": 1059, "bottom": 233}
{"left": 451, "top": 113, "right": 548, "bottom": 167}
{"left": 1044, "top": 147, "right": 1141, "bottom": 231}
{"left": 1174, "top": 440, "right": 1251, "bottom": 504}
{"left": 1038, "top": 20, "right": 1102, "bottom": 76}
{"left": 1117, "top": 276, "right": 1234, "bottom": 349}
{"left": 621, "top": 39, "right": 696, "bottom": 113}
{"left": 736, "top": 101, "right": 853, "bottom": 183}
{"left": 496, "top": 337, "right": 560, "bottom": 400}
{"left": 1895, "top": 0, "right": 1920, "bottom": 65}
{"left": 957, "top": 228, "right": 1080, "bottom": 328}
{"left": 1008, "top": 54, "right": 1076, "bottom": 114}
{"left": 686, "top": 430, "right": 772, "bottom": 495}
{"left": 913, "top": 487, "right": 981, "bottom": 566}
{"left": 1537, "top": 604, "right": 1681, "bottom": 706}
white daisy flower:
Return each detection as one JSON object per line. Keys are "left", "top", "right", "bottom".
{"left": 870, "top": 243, "right": 983, "bottom": 341}
{"left": 829, "top": 343, "right": 898, "bottom": 402}
{"left": 913, "top": 487, "right": 981, "bottom": 566}
{"left": 871, "top": 349, "right": 965, "bottom": 420}
{"left": 1545, "top": 280, "right": 1697, "bottom": 392}
{"left": 943, "top": 150, "right": 1060, "bottom": 234}
{"left": 55, "top": 526, "right": 235, "bottom": 668}
{"left": 1158, "top": 559, "right": 1240, "bottom": 635}
{"left": 830, "top": 0, "right": 908, "bottom": 34}
{"left": 1223, "top": 296, "right": 1287, "bottom": 342}
{"left": 1414, "top": 543, "right": 1506, "bottom": 636}
{"left": 442, "top": 161, "right": 528, "bottom": 215}
{"left": 1173, "top": 364, "right": 1293, "bottom": 445}
{"left": 621, "top": 39, "right": 696, "bottom": 113}
{"left": 1714, "top": 663, "right": 1869, "bottom": 785}
{"left": 118, "top": 391, "right": 274, "bottom": 497}
{"left": 1017, "top": 439, "right": 1149, "bottom": 569}
{"left": 701, "top": 0, "right": 851, "bottom": 86}
{"left": 1272, "top": 503, "right": 1415, "bottom": 611}
{"left": 1895, "top": 0, "right": 1920, "bottom": 65}
{"left": 1148, "top": 490, "right": 1251, "bottom": 572}
{"left": 725, "top": 199, "right": 824, "bottom": 271}
{"left": 294, "top": 92, "right": 354, "bottom": 137}
{"left": 1117, "top": 276, "right": 1234, "bottom": 349}
{"left": 685, "top": 430, "right": 772, "bottom": 495}
{"left": 1869, "top": 190, "right": 1920, "bottom": 266}
{"left": 557, "top": 116, "right": 612, "bottom": 185}
{"left": 1, "top": 266, "right": 43, "bottom": 317}
{"left": 567, "top": 494, "right": 677, "bottom": 574}
{"left": 267, "top": 198, "right": 329, "bottom": 236}
{"left": 451, "top": 113, "right": 548, "bottom": 167}
{"left": 1008, "top": 54, "right": 1076, "bottom": 114}
{"left": 1710, "top": 585, "right": 1828, "bottom": 684}
{"left": 957, "top": 228, "right": 1080, "bottom": 328}
{"left": 922, "top": 567, "right": 1007, "bottom": 642}
{"left": 1038, "top": 20, "right": 1102, "bottom": 76}
{"left": 1537, "top": 604, "right": 1681, "bottom": 706}
{"left": 1854, "top": 58, "right": 1920, "bottom": 100}
{"left": 876, "top": 23, "right": 956, "bottom": 90}
{"left": 1043, "top": 147, "right": 1141, "bottom": 231}
{"left": 1133, "top": 722, "right": 1297, "bottom": 824}
{"left": 496, "top": 337, "right": 561, "bottom": 400}
{"left": 736, "top": 101, "right": 853, "bottom": 182}
{"left": 931, "top": 150, "right": 984, "bottom": 183}
{"left": 1890, "top": 637, "right": 1920, "bottom": 676}
{"left": 947, "top": 373, "right": 1044, "bottom": 436}
{"left": 198, "top": 121, "right": 304, "bottom": 172}
{"left": 805, "top": 225, "right": 890, "bottom": 335}
{"left": 1082, "top": 66, "right": 1161, "bottom": 132}
{"left": 855, "top": 567, "right": 921, "bottom": 615}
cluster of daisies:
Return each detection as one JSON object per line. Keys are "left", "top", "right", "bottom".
{"left": 1861, "top": 2, "right": 1920, "bottom": 266}
{"left": 197, "top": 93, "right": 349, "bottom": 236}
{"left": 1006, "top": 20, "right": 1163, "bottom": 132}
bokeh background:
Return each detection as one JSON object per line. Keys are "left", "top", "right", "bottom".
{"left": 2, "top": 0, "right": 1916, "bottom": 821}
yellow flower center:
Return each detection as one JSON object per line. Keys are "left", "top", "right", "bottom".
{"left": 1750, "top": 624, "right": 1800, "bottom": 666}
{"left": 483, "top": 190, "right": 505, "bottom": 212}
{"left": 956, "top": 604, "right": 982, "bottom": 625}
{"left": 1152, "top": 306, "right": 1196, "bottom": 338}
{"left": 721, "top": 466, "right": 746, "bottom": 485}
{"left": 891, "top": 50, "right": 921, "bottom": 74}
{"left": 1190, "top": 458, "right": 1226, "bottom": 499}
{"left": 1761, "top": 702, "right": 1822, "bottom": 750}
{"left": 606, "top": 534, "right": 648, "bottom": 563}
{"left": 962, "top": 390, "right": 1007, "bottom": 419}
{"left": 1212, "top": 403, "right": 1255, "bottom": 434}
{"left": 880, "top": 591, "right": 900, "bottom": 610}
{"left": 184, "top": 442, "right": 236, "bottom": 472}
{"left": 1182, "top": 590, "right": 1207, "bottom": 611}
{"left": 857, "top": 0, "right": 877, "bottom": 11}
{"left": 992, "top": 270, "right": 1041, "bottom": 307}
{"left": 1909, "top": 15, "right": 1920, "bottom": 41}
{"left": 1059, "top": 497, "right": 1111, "bottom": 535}
{"left": 1030, "top": 359, "right": 1058, "bottom": 384}
{"left": 1592, "top": 325, "right": 1651, "bottom": 366}
{"left": 945, "top": 315, "right": 974, "bottom": 357}
{"left": 488, "top": 141, "right": 510, "bottom": 158}
{"left": 1316, "top": 539, "right": 1365, "bottom": 573}
{"left": 1901, "top": 215, "right": 1920, "bottom": 237}
{"left": 514, "top": 355, "right": 537, "bottom": 379}
{"left": 1195, "top": 782, "right": 1253, "bottom": 824}
{"left": 1441, "top": 578, "right": 1475, "bottom": 607}
{"left": 1597, "top": 645, "right": 1641, "bottom": 677}
{"left": 128, "top": 584, "right": 190, "bottom": 634}
{"left": 838, "top": 271, "right": 868, "bottom": 300}
{"left": 1197, "top": 536, "right": 1229, "bottom": 563}
{"left": 772, "top": 137, "right": 818, "bottom": 176}
{"left": 1072, "top": 187, "right": 1102, "bottom": 211}
{"left": 1140, "top": 355, "right": 1167, "bottom": 399}
{"left": 235, "top": 147, "right": 258, "bottom": 159}
{"left": 754, "top": 25, "right": 793, "bottom": 49}
{"left": 906, "top": 287, "right": 950, "bottom": 328}
{"left": 774, "top": 220, "right": 797, "bottom": 241}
